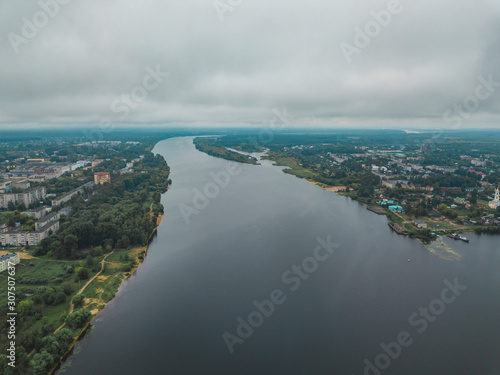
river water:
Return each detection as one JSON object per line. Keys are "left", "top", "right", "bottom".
{"left": 59, "top": 137, "right": 500, "bottom": 375}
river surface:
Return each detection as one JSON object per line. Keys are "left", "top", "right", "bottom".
{"left": 59, "top": 137, "right": 500, "bottom": 375}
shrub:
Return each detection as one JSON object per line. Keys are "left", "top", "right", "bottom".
{"left": 76, "top": 267, "right": 89, "bottom": 280}
{"left": 121, "top": 264, "right": 132, "bottom": 272}
{"left": 72, "top": 294, "right": 84, "bottom": 307}
{"left": 65, "top": 309, "right": 91, "bottom": 329}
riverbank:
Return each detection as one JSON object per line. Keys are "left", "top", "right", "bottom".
{"left": 295, "top": 170, "right": 485, "bottom": 241}
{"left": 298, "top": 171, "right": 491, "bottom": 244}
{"left": 305, "top": 179, "right": 347, "bottom": 193}
{"left": 194, "top": 137, "right": 258, "bottom": 164}
{"left": 48, "top": 213, "right": 163, "bottom": 374}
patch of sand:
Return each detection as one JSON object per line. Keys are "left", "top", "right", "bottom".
{"left": 156, "top": 214, "right": 163, "bottom": 226}
{"left": 306, "top": 180, "right": 346, "bottom": 192}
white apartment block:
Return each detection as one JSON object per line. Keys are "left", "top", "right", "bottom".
{"left": 0, "top": 220, "right": 59, "bottom": 247}
{"left": 0, "top": 186, "right": 46, "bottom": 208}
{"left": 0, "top": 252, "right": 20, "bottom": 273}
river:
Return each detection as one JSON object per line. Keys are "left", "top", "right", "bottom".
{"left": 59, "top": 136, "right": 500, "bottom": 375}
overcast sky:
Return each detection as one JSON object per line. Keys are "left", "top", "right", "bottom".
{"left": 1, "top": 0, "right": 499, "bottom": 129}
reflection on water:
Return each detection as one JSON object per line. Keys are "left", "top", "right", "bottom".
{"left": 60, "top": 137, "right": 500, "bottom": 375}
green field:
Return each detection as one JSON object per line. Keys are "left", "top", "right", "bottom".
{"left": 263, "top": 151, "right": 318, "bottom": 179}
{"left": 0, "top": 244, "right": 149, "bottom": 374}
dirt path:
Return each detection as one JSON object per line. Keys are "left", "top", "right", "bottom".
{"left": 29, "top": 200, "right": 163, "bottom": 357}
{"left": 53, "top": 250, "right": 114, "bottom": 334}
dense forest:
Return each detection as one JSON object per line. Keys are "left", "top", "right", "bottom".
{"left": 35, "top": 152, "right": 170, "bottom": 259}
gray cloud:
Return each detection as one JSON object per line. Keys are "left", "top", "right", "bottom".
{"left": 1, "top": 0, "right": 499, "bottom": 128}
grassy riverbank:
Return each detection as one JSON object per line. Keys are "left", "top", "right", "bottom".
{"left": 195, "top": 140, "right": 488, "bottom": 244}
{"left": 314, "top": 182, "right": 484, "bottom": 242}
{"left": 0, "top": 213, "right": 163, "bottom": 375}
{"left": 0, "top": 141, "right": 170, "bottom": 374}
{"left": 194, "top": 137, "right": 258, "bottom": 164}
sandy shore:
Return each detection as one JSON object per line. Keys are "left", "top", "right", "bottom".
{"left": 306, "top": 179, "right": 346, "bottom": 192}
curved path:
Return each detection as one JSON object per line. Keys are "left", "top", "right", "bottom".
{"left": 53, "top": 250, "right": 114, "bottom": 333}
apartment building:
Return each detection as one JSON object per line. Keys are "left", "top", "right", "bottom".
{"left": 0, "top": 186, "right": 46, "bottom": 208}
{"left": 0, "top": 252, "right": 20, "bottom": 273}
{"left": 0, "top": 220, "right": 59, "bottom": 247}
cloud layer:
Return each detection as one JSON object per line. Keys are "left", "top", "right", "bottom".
{"left": 1, "top": 0, "right": 499, "bottom": 128}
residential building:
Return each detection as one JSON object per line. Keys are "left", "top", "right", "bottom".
{"left": 94, "top": 172, "right": 111, "bottom": 185}
{"left": 0, "top": 220, "right": 59, "bottom": 247}
{"left": 59, "top": 207, "right": 73, "bottom": 216}
{"left": 22, "top": 206, "right": 50, "bottom": 220}
{"left": 413, "top": 219, "right": 428, "bottom": 229}
{"left": 0, "top": 253, "right": 20, "bottom": 273}
{"left": 35, "top": 212, "right": 60, "bottom": 230}
{"left": 51, "top": 181, "right": 94, "bottom": 207}
{"left": 0, "top": 186, "right": 46, "bottom": 208}
{"left": 91, "top": 159, "right": 104, "bottom": 168}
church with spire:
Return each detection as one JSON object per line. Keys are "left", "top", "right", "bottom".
{"left": 489, "top": 187, "right": 500, "bottom": 209}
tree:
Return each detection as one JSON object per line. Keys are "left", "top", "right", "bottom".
{"left": 55, "top": 291, "right": 66, "bottom": 305}
{"left": 7, "top": 201, "right": 15, "bottom": 211}
{"left": 65, "top": 309, "right": 91, "bottom": 329}
{"left": 93, "top": 245, "right": 103, "bottom": 256}
{"left": 358, "top": 186, "right": 374, "bottom": 198}
{"left": 29, "top": 349, "right": 54, "bottom": 375}
{"left": 55, "top": 328, "right": 74, "bottom": 346}
{"left": 64, "top": 234, "right": 78, "bottom": 255}
{"left": 85, "top": 255, "right": 94, "bottom": 267}
{"left": 117, "top": 235, "right": 130, "bottom": 249}
{"left": 40, "top": 336, "right": 61, "bottom": 356}
{"left": 470, "top": 190, "right": 478, "bottom": 204}
{"left": 18, "top": 300, "right": 35, "bottom": 316}
{"left": 72, "top": 294, "right": 84, "bottom": 307}
{"left": 0, "top": 354, "right": 13, "bottom": 375}
{"left": 49, "top": 240, "right": 65, "bottom": 259}
{"left": 76, "top": 267, "right": 89, "bottom": 280}
{"left": 62, "top": 281, "right": 74, "bottom": 295}
{"left": 6, "top": 215, "right": 15, "bottom": 227}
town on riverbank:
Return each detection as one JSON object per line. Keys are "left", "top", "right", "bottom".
{"left": 0, "top": 132, "right": 171, "bottom": 374}
{"left": 193, "top": 130, "right": 500, "bottom": 243}
{"left": 2, "top": 129, "right": 500, "bottom": 374}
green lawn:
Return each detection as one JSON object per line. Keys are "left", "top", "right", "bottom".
{"left": 264, "top": 152, "right": 318, "bottom": 179}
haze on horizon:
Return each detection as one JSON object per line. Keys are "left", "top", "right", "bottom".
{"left": 1, "top": 0, "right": 499, "bottom": 130}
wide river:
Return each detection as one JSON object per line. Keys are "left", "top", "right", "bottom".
{"left": 60, "top": 137, "right": 500, "bottom": 375}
